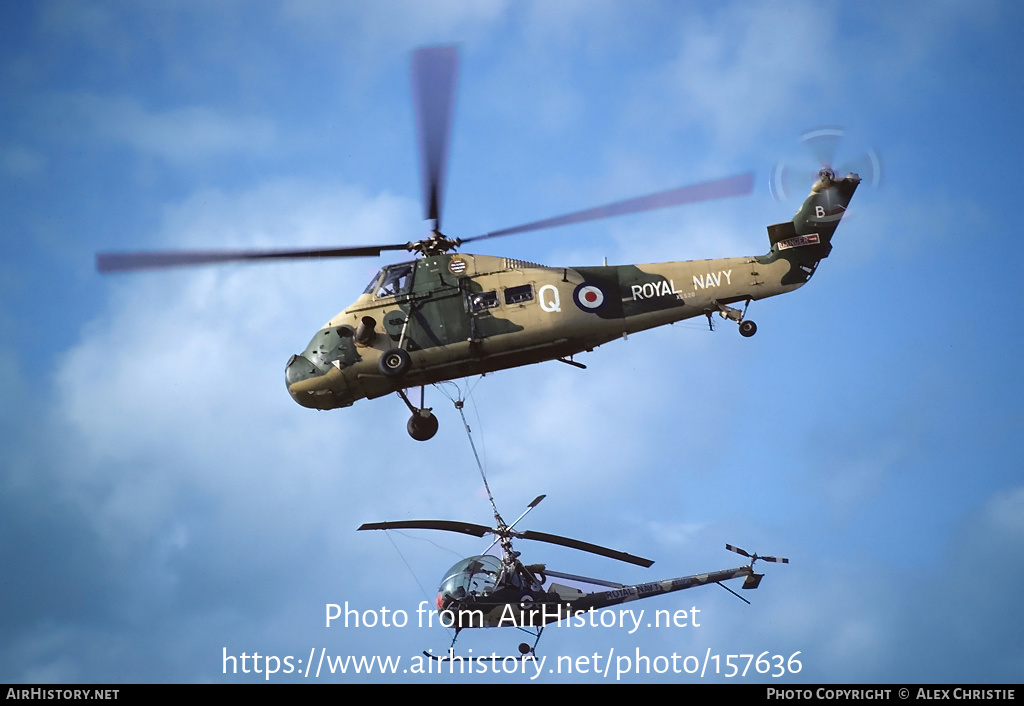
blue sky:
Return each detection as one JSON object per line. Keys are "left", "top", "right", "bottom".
{"left": 2, "top": 0, "right": 1022, "bottom": 684}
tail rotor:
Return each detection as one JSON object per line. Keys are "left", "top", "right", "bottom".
{"left": 725, "top": 543, "right": 789, "bottom": 567}
{"left": 770, "top": 126, "right": 881, "bottom": 201}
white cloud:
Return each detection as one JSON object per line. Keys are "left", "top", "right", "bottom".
{"left": 52, "top": 179, "right": 420, "bottom": 546}
{"left": 37, "top": 93, "right": 277, "bottom": 165}
{"left": 279, "top": 0, "right": 508, "bottom": 64}
{"left": 658, "top": 2, "right": 841, "bottom": 147}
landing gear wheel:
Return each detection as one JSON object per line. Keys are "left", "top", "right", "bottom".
{"left": 518, "top": 643, "right": 532, "bottom": 656}
{"left": 379, "top": 348, "right": 410, "bottom": 377}
{"left": 407, "top": 411, "right": 439, "bottom": 441}
{"left": 739, "top": 320, "right": 757, "bottom": 338}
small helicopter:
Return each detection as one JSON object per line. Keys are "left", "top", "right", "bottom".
{"left": 358, "top": 494, "right": 787, "bottom": 658}
{"left": 97, "top": 47, "right": 861, "bottom": 441}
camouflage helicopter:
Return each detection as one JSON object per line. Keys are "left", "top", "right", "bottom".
{"left": 359, "top": 494, "right": 787, "bottom": 658}
{"left": 97, "top": 47, "right": 861, "bottom": 441}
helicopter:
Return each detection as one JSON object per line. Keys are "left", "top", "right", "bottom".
{"left": 358, "top": 494, "right": 788, "bottom": 659}
{"left": 96, "top": 46, "right": 861, "bottom": 441}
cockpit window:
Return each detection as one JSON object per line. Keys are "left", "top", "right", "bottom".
{"left": 363, "top": 270, "right": 384, "bottom": 294}
{"left": 373, "top": 262, "right": 415, "bottom": 298}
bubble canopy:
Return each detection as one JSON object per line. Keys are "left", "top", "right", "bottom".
{"left": 438, "top": 555, "right": 501, "bottom": 604}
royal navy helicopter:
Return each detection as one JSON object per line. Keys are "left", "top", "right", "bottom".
{"left": 359, "top": 494, "right": 787, "bottom": 658}
{"left": 96, "top": 47, "right": 861, "bottom": 441}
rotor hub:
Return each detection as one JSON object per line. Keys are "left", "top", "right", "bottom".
{"left": 409, "top": 228, "right": 462, "bottom": 257}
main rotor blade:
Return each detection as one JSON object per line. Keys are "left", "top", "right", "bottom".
{"left": 412, "top": 46, "right": 459, "bottom": 230}
{"left": 517, "top": 529, "right": 654, "bottom": 568}
{"left": 96, "top": 243, "right": 411, "bottom": 273}
{"left": 461, "top": 172, "right": 754, "bottom": 245}
{"left": 357, "top": 520, "right": 493, "bottom": 538}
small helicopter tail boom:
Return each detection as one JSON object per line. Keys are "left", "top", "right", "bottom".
{"left": 565, "top": 564, "right": 756, "bottom": 614}
{"left": 561, "top": 543, "right": 788, "bottom": 614}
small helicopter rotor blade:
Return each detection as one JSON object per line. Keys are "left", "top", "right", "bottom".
{"left": 96, "top": 243, "right": 412, "bottom": 273}
{"left": 460, "top": 173, "right": 754, "bottom": 245}
{"left": 357, "top": 519, "right": 494, "bottom": 538}
{"left": 517, "top": 529, "right": 654, "bottom": 568}
{"left": 725, "top": 543, "right": 752, "bottom": 558}
{"left": 412, "top": 46, "right": 459, "bottom": 230}
{"left": 757, "top": 555, "right": 789, "bottom": 564}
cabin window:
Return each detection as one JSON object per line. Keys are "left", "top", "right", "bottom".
{"left": 504, "top": 284, "right": 534, "bottom": 305}
{"left": 469, "top": 291, "right": 498, "bottom": 312}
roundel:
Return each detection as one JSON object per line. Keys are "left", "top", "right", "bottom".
{"left": 448, "top": 256, "right": 467, "bottom": 274}
{"left": 573, "top": 282, "right": 607, "bottom": 312}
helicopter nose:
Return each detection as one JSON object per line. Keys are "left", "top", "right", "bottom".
{"left": 285, "top": 354, "right": 327, "bottom": 409}
{"left": 285, "top": 354, "right": 356, "bottom": 410}
{"left": 285, "top": 353, "right": 319, "bottom": 387}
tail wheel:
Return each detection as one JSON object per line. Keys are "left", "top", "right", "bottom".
{"left": 407, "top": 411, "right": 438, "bottom": 441}
{"left": 379, "top": 348, "right": 411, "bottom": 376}
{"left": 739, "top": 320, "right": 757, "bottom": 337}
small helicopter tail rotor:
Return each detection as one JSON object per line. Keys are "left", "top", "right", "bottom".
{"left": 725, "top": 543, "right": 789, "bottom": 566}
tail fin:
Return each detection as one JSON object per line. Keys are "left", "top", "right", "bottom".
{"left": 765, "top": 172, "right": 860, "bottom": 284}
{"left": 768, "top": 172, "right": 860, "bottom": 257}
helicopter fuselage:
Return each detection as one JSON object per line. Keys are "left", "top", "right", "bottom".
{"left": 439, "top": 563, "right": 759, "bottom": 630}
{"left": 286, "top": 253, "right": 783, "bottom": 409}
{"left": 285, "top": 174, "right": 859, "bottom": 414}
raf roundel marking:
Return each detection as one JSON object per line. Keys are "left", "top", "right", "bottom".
{"left": 573, "top": 282, "right": 606, "bottom": 313}
{"left": 448, "top": 256, "right": 467, "bottom": 274}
